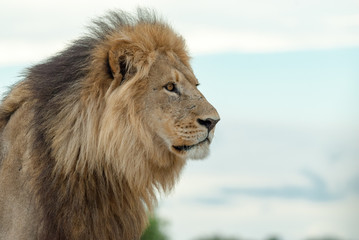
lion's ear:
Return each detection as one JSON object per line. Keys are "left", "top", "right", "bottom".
{"left": 108, "top": 45, "right": 137, "bottom": 84}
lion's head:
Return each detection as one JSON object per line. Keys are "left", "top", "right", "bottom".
{"left": 87, "top": 17, "right": 220, "bottom": 175}
{"left": 143, "top": 55, "right": 219, "bottom": 160}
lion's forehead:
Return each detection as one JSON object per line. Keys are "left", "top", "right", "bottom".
{"left": 172, "top": 63, "right": 198, "bottom": 86}
{"left": 153, "top": 55, "right": 198, "bottom": 86}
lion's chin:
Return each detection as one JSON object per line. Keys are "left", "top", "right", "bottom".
{"left": 186, "top": 144, "right": 210, "bottom": 160}
{"left": 171, "top": 139, "right": 210, "bottom": 160}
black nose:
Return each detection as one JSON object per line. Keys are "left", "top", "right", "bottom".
{"left": 197, "top": 118, "right": 220, "bottom": 132}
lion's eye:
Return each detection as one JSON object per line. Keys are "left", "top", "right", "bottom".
{"left": 164, "top": 82, "right": 176, "bottom": 92}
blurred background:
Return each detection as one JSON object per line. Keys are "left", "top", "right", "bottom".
{"left": 1, "top": 1, "right": 358, "bottom": 240}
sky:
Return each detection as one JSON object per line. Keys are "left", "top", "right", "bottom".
{"left": 1, "top": 1, "right": 359, "bottom": 240}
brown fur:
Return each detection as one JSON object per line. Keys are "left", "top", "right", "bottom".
{"left": 0, "top": 9, "right": 219, "bottom": 240}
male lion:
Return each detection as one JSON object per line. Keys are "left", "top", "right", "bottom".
{"left": 0, "top": 9, "right": 219, "bottom": 240}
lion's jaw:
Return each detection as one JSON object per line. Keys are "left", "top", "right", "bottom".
{"left": 172, "top": 129, "right": 215, "bottom": 160}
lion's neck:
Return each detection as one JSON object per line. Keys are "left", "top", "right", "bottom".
{"left": 35, "top": 162, "right": 142, "bottom": 239}
{"left": 35, "top": 147, "right": 185, "bottom": 240}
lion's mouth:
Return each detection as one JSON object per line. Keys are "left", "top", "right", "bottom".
{"left": 172, "top": 138, "right": 209, "bottom": 152}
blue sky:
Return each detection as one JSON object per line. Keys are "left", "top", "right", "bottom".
{"left": 193, "top": 49, "right": 359, "bottom": 127}
{"left": 1, "top": 1, "right": 359, "bottom": 240}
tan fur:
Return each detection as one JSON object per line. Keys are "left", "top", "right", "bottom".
{"left": 0, "top": 9, "right": 219, "bottom": 240}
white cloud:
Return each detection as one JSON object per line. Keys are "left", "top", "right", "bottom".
{"left": 1, "top": 0, "right": 359, "bottom": 65}
{"left": 159, "top": 189, "right": 359, "bottom": 240}
{"left": 326, "top": 14, "right": 359, "bottom": 27}
{"left": 0, "top": 41, "right": 65, "bottom": 66}
{"left": 183, "top": 29, "right": 296, "bottom": 54}
{"left": 182, "top": 27, "right": 359, "bottom": 54}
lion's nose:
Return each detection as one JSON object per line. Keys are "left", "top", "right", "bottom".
{"left": 197, "top": 118, "right": 220, "bottom": 132}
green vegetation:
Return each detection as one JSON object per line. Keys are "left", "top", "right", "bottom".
{"left": 265, "top": 236, "right": 281, "bottom": 240}
{"left": 140, "top": 213, "right": 169, "bottom": 240}
{"left": 140, "top": 214, "right": 343, "bottom": 240}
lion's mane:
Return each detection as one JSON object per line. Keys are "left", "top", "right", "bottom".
{"left": 0, "top": 9, "right": 190, "bottom": 240}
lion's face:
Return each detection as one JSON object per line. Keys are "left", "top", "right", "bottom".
{"left": 144, "top": 55, "right": 220, "bottom": 160}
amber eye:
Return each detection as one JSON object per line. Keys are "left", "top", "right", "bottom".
{"left": 164, "top": 82, "right": 175, "bottom": 92}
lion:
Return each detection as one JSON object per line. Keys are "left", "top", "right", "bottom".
{"left": 0, "top": 9, "right": 219, "bottom": 240}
